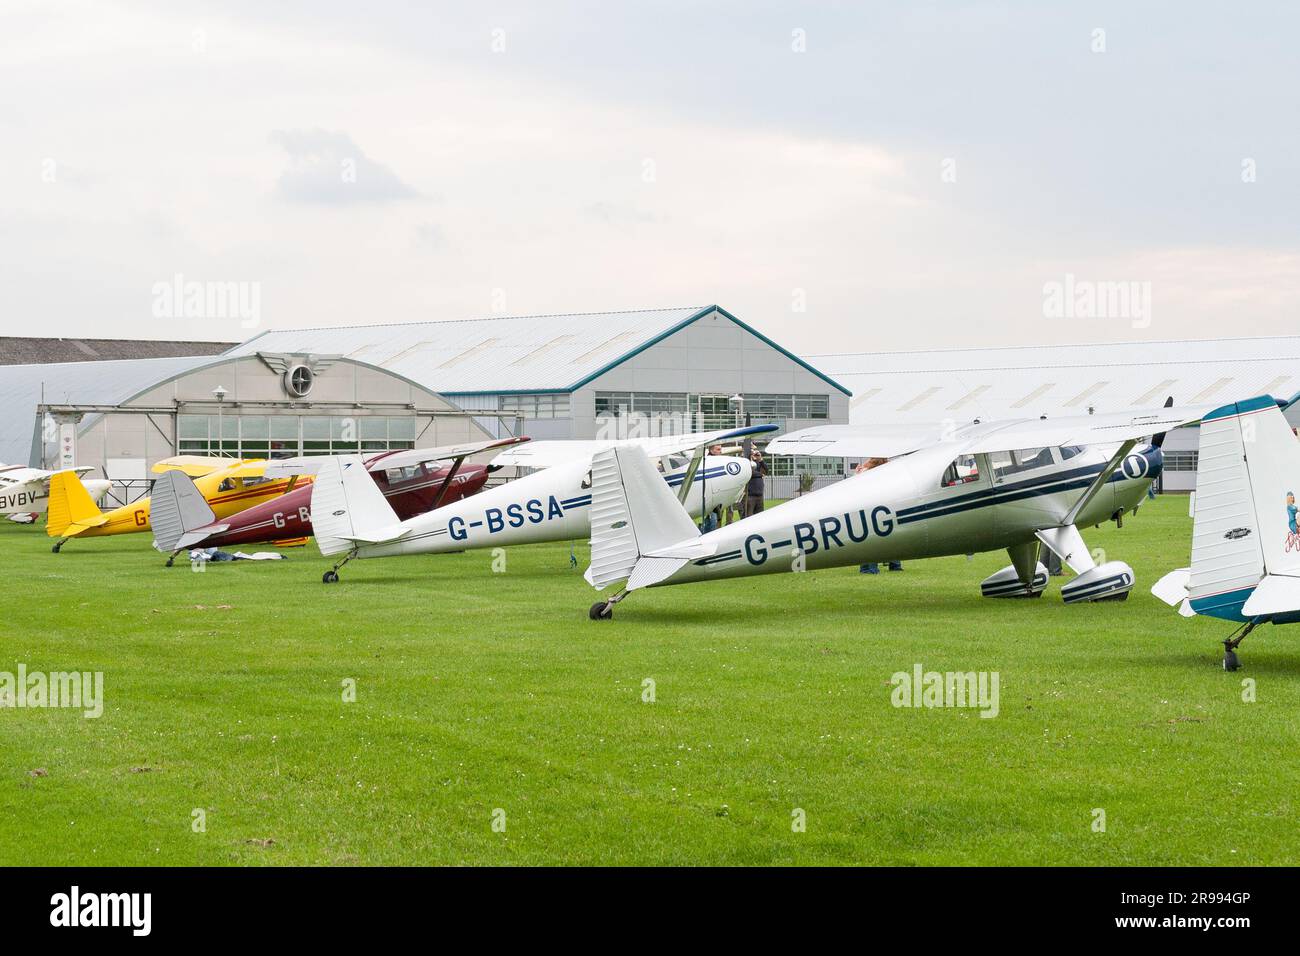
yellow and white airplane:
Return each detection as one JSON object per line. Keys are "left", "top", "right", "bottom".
{"left": 47, "top": 456, "right": 299, "bottom": 552}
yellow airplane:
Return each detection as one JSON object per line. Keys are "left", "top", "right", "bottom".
{"left": 47, "top": 456, "right": 300, "bottom": 552}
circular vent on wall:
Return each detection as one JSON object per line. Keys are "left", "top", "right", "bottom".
{"left": 285, "top": 364, "right": 314, "bottom": 398}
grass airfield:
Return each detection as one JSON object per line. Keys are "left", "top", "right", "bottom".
{"left": 2, "top": 493, "right": 1298, "bottom": 866}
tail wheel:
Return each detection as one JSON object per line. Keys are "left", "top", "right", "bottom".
{"left": 323, "top": 571, "right": 340, "bottom": 584}
{"left": 589, "top": 601, "right": 613, "bottom": 621}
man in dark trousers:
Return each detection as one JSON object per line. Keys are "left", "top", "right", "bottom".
{"left": 743, "top": 442, "right": 768, "bottom": 517}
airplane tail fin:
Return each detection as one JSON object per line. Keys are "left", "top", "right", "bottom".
{"left": 310, "top": 455, "right": 410, "bottom": 556}
{"left": 1180, "top": 396, "right": 1300, "bottom": 619}
{"left": 46, "top": 471, "right": 107, "bottom": 537}
{"left": 151, "top": 470, "right": 222, "bottom": 553}
{"left": 585, "top": 445, "right": 703, "bottom": 591}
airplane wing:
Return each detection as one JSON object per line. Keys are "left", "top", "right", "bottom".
{"left": 261, "top": 436, "right": 531, "bottom": 479}
{"left": 764, "top": 423, "right": 958, "bottom": 459}
{"left": 767, "top": 405, "right": 1213, "bottom": 460}
{"left": 0, "top": 465, "right": 95, "bottom": 487}
{"left": 956, "top": 405, "right": 1214, "bottom": 455}
{"left": 152, "top": 455, "right": 241, "bottom": 477}
{"left": 489, "top": 424, "right": 779, "bottom": 469}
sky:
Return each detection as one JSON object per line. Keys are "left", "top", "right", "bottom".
{"left": 2, "top": 0, "right": 1297, "bottom": 354}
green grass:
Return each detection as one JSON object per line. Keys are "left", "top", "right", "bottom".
{"left": 2, "top": 494, "right": 1298, "bottom": 866}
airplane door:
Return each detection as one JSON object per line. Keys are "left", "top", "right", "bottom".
{"left": 906, "top": 453, "right": 1001, "bottom": 554}
{"left": 988, "top": 447, "right": 1070, "bottom": 537}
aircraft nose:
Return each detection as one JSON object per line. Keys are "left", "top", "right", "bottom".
{"left": 1135, "top": 444, "right": 1163, "bottom": 481}
{"left": 733, "top": 457, "right": 752, "bottom": 486}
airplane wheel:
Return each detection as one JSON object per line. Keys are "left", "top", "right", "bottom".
{"left": 589, "top": 601, "right": 612, "bottom": 621}
{"left": 165, "top": 557, "right": 175, "bottom": 568}
{"left": 51, "top": 542, "right": 62, "bottom": 554}
{"left": 323, "top": 571, "right": 340, "bottom": 584}
{"left": 1223, "top": 649, "right": 1240, "bottom": 672}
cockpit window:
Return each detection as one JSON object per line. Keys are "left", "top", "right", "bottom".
{"left": 991, "top": 447, "right": 1054, "bottom": 480}
{"left": 218, "top": 479, "right": 236, "bottom": 492}
{"left": 1058, "top": 445, "right": 1083, "bottom": 460}
{"left": 941, "top": 456, "right": 980, "bottom": 488}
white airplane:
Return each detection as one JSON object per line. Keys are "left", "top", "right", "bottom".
{"left": 0, "top": 464, "right": 111, "bottom": 523}
{"left": 579, "top": 404, "right": 1212, "bottom": 619}
{"left": 306, "top": 425, "right": 774, "bottom": 582}
{"left": 1152, "top": 395, "right": 1300, "bottom": 670}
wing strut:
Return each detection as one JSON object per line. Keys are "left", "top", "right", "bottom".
{"left": 1063, "top": 439, "right": 1137, "bottom": 527}
{"left": 675, "top": 444, "right": 706, "bottom": 506}
{"left": 431, "top": 456, "right": 466, "bottom": 510}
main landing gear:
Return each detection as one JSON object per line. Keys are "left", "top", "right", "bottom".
{"left": 1221, "top": 620, "right": 1258, "bottom": 672}
{"left": 322, "top": 548, "right": 357, "bottom": 584}
{"left": 589, "top": 590, "right": 627, "bottom": 620}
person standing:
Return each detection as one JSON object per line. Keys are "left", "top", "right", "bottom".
{"left": 744, "top": 447, "right": 768, "bottom": 517}
{"left": 854, "top": 458, "right": 902, "bottom": 574}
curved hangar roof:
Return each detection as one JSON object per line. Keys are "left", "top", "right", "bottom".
{"left": 224, "top": 305, "right": 850, "bottom": 396}
{"left": 0, "top": 355, "right": 212, "bottom": 466}
{"left": 810, "top": 336, "right": 1300, "bottom": 425}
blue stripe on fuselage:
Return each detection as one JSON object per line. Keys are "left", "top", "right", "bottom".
{"left": 895, "top": 462, "right": 1136, "bottom": 525}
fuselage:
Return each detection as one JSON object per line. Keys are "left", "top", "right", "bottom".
{"left": 354, "top": 454, "right": 751, "bottom": 560}
{"left": 67, "top": 465, "right": 295, "bottom": 537}
{"left": 192, "top": 462, "right": 491, "bottom": 549}
{"left": 1, "top": 476, "right": 110, "bottom": 515}
{"left": 654, "top": 442, "right": 1163, "bottom": 587}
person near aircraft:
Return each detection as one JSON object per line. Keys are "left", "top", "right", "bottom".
{"left": 857, "top": 458, "right": 902, "bottom": 574}
{"left": 744, "top": 448, "right": 768, "bottom": 516}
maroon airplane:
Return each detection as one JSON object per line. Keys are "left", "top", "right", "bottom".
{"left": 152, "top": 439, "right": 527, "bottom": 565}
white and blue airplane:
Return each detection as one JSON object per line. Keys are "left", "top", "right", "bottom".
{"left": 0, "top": 464, "right": 110, "bottom": 523}
{"left": 1152, "top": 395, "right": 1300, "bottom": 670}
{"left": 306, "top": 425, "right": 772, "bottom": 582}
{"left": 581, "top": 404, "right": 1212, "bottom": 619}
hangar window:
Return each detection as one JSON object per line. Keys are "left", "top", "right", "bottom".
{"left": 767, "top": 455, "right": 842, "bottom": 478}
{"left": 1165, "top": 451, "right": 1198, "bottom": 471}
{"left": 500, "top": 393, "right": 572, "bottom": 419}
{"left": 177, "top": 414, "right": 417, "bottom": 459}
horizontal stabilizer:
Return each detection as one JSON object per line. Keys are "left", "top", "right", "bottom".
{"left": 1242, "top": 574, "right": 1300, "bottom": 617}
{"left": 1150, "top": 568, "right": 1191, "bottom": 607}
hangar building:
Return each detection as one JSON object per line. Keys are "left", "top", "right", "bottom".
{"left": 0, "top": 305, "right": 850, "bottom": 501}
{"left": 809, "top": 335, "right": 1300, "bottom": 492}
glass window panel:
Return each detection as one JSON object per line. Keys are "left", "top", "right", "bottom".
{"left": 302, "top": 418, "right": 330, "bottom": 440}
{"left": 359, "top": 417, "right": 387, "bottom": 440}
{"left": 269, "top": 416, "right": 299, "bottom": 440}
{"left": 388, "top": 417, "right": 417, "bottom": 440}
{"left": 240, "top": 416, "right": 269, "bottom": 440}
{"left": 178, "top": 415, "right": 209, "bottom": 440}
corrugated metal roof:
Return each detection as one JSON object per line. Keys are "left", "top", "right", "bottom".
{"left": 224, "top": 306, "right": 709, "bottom": 393}
{"left": 0, "top": 337, "right": 235, "bottom": 365}
{"left": 224, "top": 306, "right": 851, "bottom": 396}
{"left": 810, "top": 335, "right": 1300, "bottom": 425}
{"left": 0, "top": 355, "right": 213, "bottom": 466}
